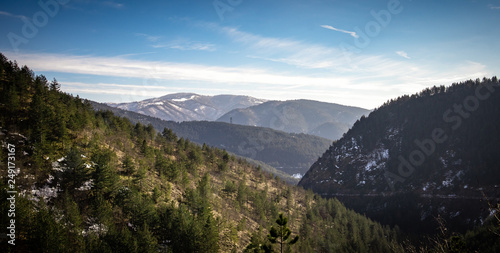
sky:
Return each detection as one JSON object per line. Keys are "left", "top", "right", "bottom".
{"left": 1, "top": 0, "right": 499, "bottom": 109}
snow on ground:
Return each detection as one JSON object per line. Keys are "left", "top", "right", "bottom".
{"left": 77, "top": 179, "right": 94, "bottom": 191}
{"left": 30, "top": 184, "right": 59, "bottom": 202}
{"left": 363, "top": 148, "right": 389, "bottom": 172}
{"left": 172, "top": 95, "right": 197, "bottom": 102}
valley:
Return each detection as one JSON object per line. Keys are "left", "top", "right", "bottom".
{"left": 1, "top": 53, "right": 499, "bottom": 252}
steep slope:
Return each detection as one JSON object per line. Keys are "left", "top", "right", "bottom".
{"left": 299, "top": 78, "right": 500, "bottom": 233}
{"left": 92, "top": 101, "right": 331, "bottom": 181}
{"left": 217, "top": 99, "right": 369, "bottom": 140}
{"left": 107, "top": 93, "right": 266, "bottom": 122}
{"left": 0, "top": 53, "right": 404, "bottom": 253}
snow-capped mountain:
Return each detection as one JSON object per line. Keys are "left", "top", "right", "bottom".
{"left": 107, "top": 93, "right": 267, "bottom": 122}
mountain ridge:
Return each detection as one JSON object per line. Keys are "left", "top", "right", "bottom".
{"left": 91, "top": 101, "right": 332, "bottom": 182}
{"left": 107, "top": 93, "right": 267, "bottom": 122}
{"left": 299, "top": 77, "right": 500, "bottom": 233}
{"left": 216, "top": 99, "right": 369, "bottom": 140}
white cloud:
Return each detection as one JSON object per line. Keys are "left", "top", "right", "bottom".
{"left": 0, "top": 10, "right": 28, "bottom": 20}
{"left": 3, "top": 42, "right": 491, "bottom": 109}
{"left": 4, "top": 52, "right": 348, "bottom": 87}
{"left": 320, "top": 25, "right": 359, "bottom": 38}
{"left": 135, "top": 33, "right": 215, "bottom": 52}
{"left": 135, "top": 33, "right": 162, "bottom": 42}
{"left": 153, "top": 40, "right": 216, "bottom": 52}
{"left": 396, "top": 51, "right": 411, "bottom": 59}
{"left": 488, "top": 4, "right": 500, "bottom": 10}
{"left": 219, "top": 26, "right": 348, "bottom": 70}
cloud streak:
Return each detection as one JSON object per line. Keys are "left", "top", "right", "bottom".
{"left": 320, "top": 25, "right": 359, "bottom": 38}
{"left": 4, "top": 52, "right": 348, "bottom": 87}
{"left": 152, "top": 40, "right": 216, "bottom": 52}
{"left": 135, "top": 33, "right": 162, "bottom": 42}
{"left": 0, "top": 10, "right": 28, "bottom": 20}
{"left": 396, "top": 51, "right": 410, "bottom": 59}
{"left": 488, "top": 4, "right": 500, "bottom": 10}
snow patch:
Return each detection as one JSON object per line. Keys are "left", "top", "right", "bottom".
{"left": 30, "top": 185, "right": 59, "bottom": 202}
{"left": 76, "top": 179, "right": 94, "bottom": 191}
{"left": 172, "top": 95, "right": 197, "bottom": 102}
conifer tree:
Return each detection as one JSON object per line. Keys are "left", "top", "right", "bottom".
{"left": 268, "top": 213, "right": 299, "bottom": 253}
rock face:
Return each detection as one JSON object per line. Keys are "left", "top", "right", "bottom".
{"left": 108, "top": 93, "right": 267, "bottom": 122}
{"left": 217, "top": 99, "right": 369, "bottom": 140}
{"left": 299, "top": 78, "right": 500, "bottom": 233}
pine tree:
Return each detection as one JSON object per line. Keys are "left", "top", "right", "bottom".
{"left": 49, "top": 78, "right": 61, "bottom": 92}
{"left": 268, "top": 213, "right": 299, "bottom": 253}
{"left": 60, "top": 148, "right": 90, "bottom": 195}
{"left": 136, "top": 223, "right": 158, "bottom": 253}
{"left": 91, "top": 149, "right": 118, "bottom": 197}
{"left": 122, "top": 155, "right": 136, "bottom": 175}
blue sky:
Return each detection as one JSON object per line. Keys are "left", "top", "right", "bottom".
{"left": 1, "top": 0, "right": 499, "bottom": 109}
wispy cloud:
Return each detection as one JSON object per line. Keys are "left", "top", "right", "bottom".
{"left": 101, "top": 1, "right": 124, "bottom": 9}
{"left": 0, "top": 10, "right": 28, "bottom": 20}
{"left": 4, "top": 52, "right": 348, "bottom": 87}
{"left": 218, "top": 26, "right": 347, "bottom": 69}
{"left": 214, "top": 24, "right": 490, "bottom": 88}
{"left": 320, "top": 25, "right": 359, "bottom": 38}
{"left": 396, "top": 51, "right": 411, "bottom": 59}
{"left": 488, "top": 4, "right": 500, "bottom": 10}
{"left": 135, "top": 33, "right": 215, "bottom": 52}
{"left": 153, "top": 40, "right": 216, "bottom": 52}
{"left": 135, "top": 33, "right": 162, "bottom": 42}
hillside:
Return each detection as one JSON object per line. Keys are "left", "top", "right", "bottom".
{"left": 107, "top": 93, "right": 266, "bottom": 122}
{"left": 299, "top": 78, "right": 500, "bottom": 234}
{"left": 91, "top": 101, "right": 332, "bottom": 181}
{"left": 217, "top": 100, "right": 369, "bottom": 140}
{"left": 0, "top": 53, "right": 406, "bottom": 252}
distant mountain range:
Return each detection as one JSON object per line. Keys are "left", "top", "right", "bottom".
{"left": 107, "top": 93, "right": 266, "bottom": 122}
{"left": 299, "top": 78, "right": 500, "bottom": 233}
{"left": 108, "top": 93, "right": 369, "bottom": 140}
{"left": 217, "top": 99, "right": 369, "bottom": 140}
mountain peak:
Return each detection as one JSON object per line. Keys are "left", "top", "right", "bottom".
{"left": 107, "top": 93, "right": 266, "bottom": 122}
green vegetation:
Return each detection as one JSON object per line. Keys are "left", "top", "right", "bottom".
{"left": 0, "top": 53, "right": 402, "bottom": 252}
{"left": 2, "top": 53, "right": 497, "bottom": 252}
{"left": 91, "top": 101, "right": 331, "bottom": 179}
{"left": 268, "top": 213, "right": 299, "bottom": 253}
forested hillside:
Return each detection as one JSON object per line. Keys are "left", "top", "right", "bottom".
{"left": 0, "top": 54, "right": 404, "bottom": 252}
{"left": 299, "top": 78, "right": 500, "bottom": 236}
{"left": 91, "top": 101, "right": 332, "bottom": 181}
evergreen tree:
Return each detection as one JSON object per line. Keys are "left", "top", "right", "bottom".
{"left": 91, "top": 149, "right": 118, "bottom": 198}
{"left": 268, "top": 213, "right": 299, "bottom": 253}
{"left": 122, "top": 155, "right": 136, "bottom": 175}
{"left": 60, "top": 148, "right": 90, "bottom": 195}
{"left": 136, "top": 223, "right": 158, "bottom": 253}
{"left": 49, "top": 78, "right": 61, "bottom": 92}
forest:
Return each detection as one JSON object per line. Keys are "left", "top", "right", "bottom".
{"left": 0, "top": 53, "right": 499, "bottom": 252}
